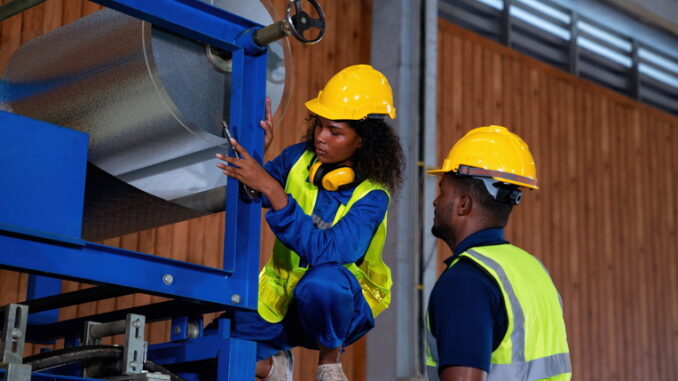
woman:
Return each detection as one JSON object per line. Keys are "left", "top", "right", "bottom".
{"left": 216, "top": 64, "right": 404, "bottom": 381}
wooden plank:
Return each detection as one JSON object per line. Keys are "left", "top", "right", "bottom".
{"left": 81, "top": 0, "right": 101, "bottom": 16}
{"left": 170, "top": 220, "right": 190, "bottom": 263}
{"left": 611, "top": 101, "right": 626, "bottom": 380}
{"left": 20, "top": 0, "right": 43, "bottom": 44}
{"left": 587, "top": 90, "right": 602, "bottom": 380}
{"left": 650, "top": 115, "right": 665, "bottom": 380}
{"left": 61, "top": 0, "right": 82, "bottom": 25}
{"left": 562, "top": 78, "right": 579, "bottom": 373}
{"left": 187, "top": 217, "right": 206, "bottom": 265}
{"left": 500, "top": 54, "right": 513, "bottom": 126}
{"left": 633, "top": 110, "right": 652, "bottom": 380}
{"left": 42, "top": 0, "right": 63, "bottom": 34}
{"left": 0, "top": 0, "right": 23, "bottom": 69}
{"left": 472, "top": 42, "right": 483, "bottom": 125}
{"left": 669, "top": 122, "right": 678, "bottom": 379}
{"left": 580, "top": 89, "right": 596, "bottom": 380}
{"left": 135, "top": 228, "right": 156, "bottom": 342}
{"left": 570, "top": 85, "right": 586, "bottom": 376}
{"left": 450, "top": 34, "right": 463, "bottom": 136}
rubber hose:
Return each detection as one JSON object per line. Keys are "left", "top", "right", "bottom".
{"left": 24, "top": 345, "right": 185, "bottom": 381}
{"left": 24, "top": 345, "right": 122, "bottom": 371}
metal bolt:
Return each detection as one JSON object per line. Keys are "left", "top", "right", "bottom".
{"left": 173, "top": 326, "right": 181, "bottom": 335}
{"left": 132, "top": 319, "right": 142, "bottom": 328}
{"left": 162, "top": 274, "right": 174, "bottom": 285}
{"left": 129, "top": 361, "right": 140, "bottom": 370}
{"left": 231, "top": 294, "right": 241, "bottom": 304}
{"left": 11, "top": 328, "right": 22, "bottom": 339}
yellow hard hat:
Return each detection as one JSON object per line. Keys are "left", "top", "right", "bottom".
{"left": 428, "top": 125, "right": 538, "bottom": 189}
{"left": 305, "top": 64, "right": 397, "bottom": 120}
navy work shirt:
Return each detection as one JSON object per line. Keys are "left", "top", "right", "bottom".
{"left": 427, "top": 228, "right": 509, "bottom": 373}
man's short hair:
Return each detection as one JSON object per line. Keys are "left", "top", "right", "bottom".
{"left": 447, "top": 173, "right": 514, "bottom": 227}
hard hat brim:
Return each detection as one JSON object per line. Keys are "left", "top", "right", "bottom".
{"left": 426, "top": 168, "right": 539, "bottom": 190}
{"left": 426, "top": 168, "right": 449, "bottom": 175}
{"left": 305, "top": 98, "right": 360, "bottom": 121}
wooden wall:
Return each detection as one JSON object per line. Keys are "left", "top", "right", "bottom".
{"left": 0, "top": 1, "right": 373, "bottom": 380}
{"left": 5, "top": 2, "right": 675, "bottom": 380}
{"left": 437, "top": 20, "right": 678, "bottom": 380}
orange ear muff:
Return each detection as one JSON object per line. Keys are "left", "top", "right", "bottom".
{"left": 309, "top": 161, "right": 356, "bottom": 191}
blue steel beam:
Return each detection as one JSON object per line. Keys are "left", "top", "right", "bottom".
{"left": 221, "top": 49, "right": 266, "bottom": 308}
{"left": 90, "top": 0, "right": 264, "bottom": 53}
{"left": 149, "top": 318, "right": 255, "bottom": 381}
{"left": 26, "top": 276, "right": 61, "bottom": 325}
{"left": 0, "top": 233, "right": 245, "bottom": 308}
{"left": 0, "top": 370, "right": 100, "bottom": 381}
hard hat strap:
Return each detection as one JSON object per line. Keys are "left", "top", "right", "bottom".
{"left": 478, "top": 177, "right": 523, "bottom": 206}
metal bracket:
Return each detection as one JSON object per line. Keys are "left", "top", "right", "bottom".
{"left": 122, "top": 314, "right": 146, "bottom": 375}
{"left": 106, "top": 371, "right": 170, "bottom": 381}
{"left": 83, "top": 313, "right": 147, "bottom": 377}
{"left": 0, "top": 304, "right": 31, "bottom": 381}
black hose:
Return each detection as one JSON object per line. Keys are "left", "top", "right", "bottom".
{"left": 24, "top": 345, "right": 185, "bottom": 381}
{"left": 24, "top": 345, "right": 122, "bottom": 371}
{"left": 144, "top": 360, "right": 185, "bottom": 381}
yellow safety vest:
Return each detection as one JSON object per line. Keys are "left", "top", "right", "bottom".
{"left": 257, "top": 150, "right": 392, "bottom": 323}
{"left": 426, "top": 244, "right": 571, "bottom": 381}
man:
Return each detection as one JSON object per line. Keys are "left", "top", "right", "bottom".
{"left": 426, "top": 126, "right": 571, "bottom": 381}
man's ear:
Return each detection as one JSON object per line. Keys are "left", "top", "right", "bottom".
{"left": 457, "top": 194, "right": 472, "bottom": 216}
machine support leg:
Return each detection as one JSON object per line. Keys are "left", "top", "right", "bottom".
{"left": 0, "top": 304, "right": 31, "bottom": 381}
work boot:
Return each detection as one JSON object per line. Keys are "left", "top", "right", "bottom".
{"left": 315, "top": 363, "right": 349, "bottom": 381}
{"left": 262, "top": 350, "right": 293, "bottom": 381}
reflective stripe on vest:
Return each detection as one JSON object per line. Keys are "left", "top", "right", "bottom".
{"left": 426, "top": 244, "right": 571, "bottom": 381}
{"left": 257, "top": 150, "right": 392, "bottom": 323}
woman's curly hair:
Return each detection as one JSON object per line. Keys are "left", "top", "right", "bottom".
{"left": 303, "top": 115, "right": 405, "bottom": 194}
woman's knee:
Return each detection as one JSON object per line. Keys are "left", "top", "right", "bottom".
{"left": 293, "top": 263, "right": 352, "bottom": 303}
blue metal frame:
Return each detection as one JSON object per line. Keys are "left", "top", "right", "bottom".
{"left": 0, "top": 0, "right": 265, "bottom": 309}
{"left": 0, "top": 1, "right": 269, "bottom": 379}
{"left": 91, "top": 0, "right": 265, "bottom": 54}
{"left": 0, "top": 370, "right": 100, "bottom": 381}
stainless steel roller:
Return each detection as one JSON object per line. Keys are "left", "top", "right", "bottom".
{"left": 0, "top": 0, "right": 292, "bottom": 240}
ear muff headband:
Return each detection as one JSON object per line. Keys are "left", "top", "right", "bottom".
{"left": 309, "top": 161, "right": 356, "bottom": 191}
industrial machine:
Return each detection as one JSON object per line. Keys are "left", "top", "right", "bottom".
{"left": 0, "top": 1, "right": 324, "bottom": 380}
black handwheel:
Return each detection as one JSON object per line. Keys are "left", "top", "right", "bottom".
{"left": 285, "top": 0, "right": 325, "bottom": 44}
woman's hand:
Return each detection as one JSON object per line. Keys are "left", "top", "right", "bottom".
{"left": 216, "top": 138, "right": 288, "bottom": 210}
{"left": 261, "top": 97, "right": 274, "bottom": 153}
